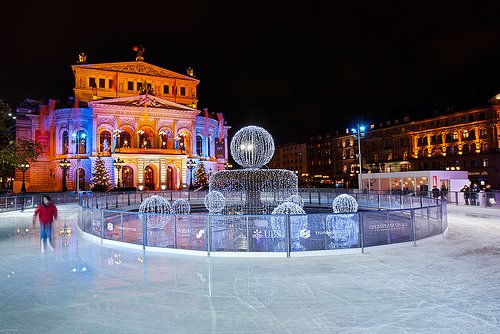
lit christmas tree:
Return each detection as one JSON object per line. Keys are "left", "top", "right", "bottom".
{"left": 90, "top": 155, "right": 111, "bottom": 192}
{"left": 194, "top": 161, "right": 209, "bottom": 187}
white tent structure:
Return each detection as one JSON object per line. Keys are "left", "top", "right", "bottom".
{"left": 361, "top": 170, "right": 470, "bottom": 193}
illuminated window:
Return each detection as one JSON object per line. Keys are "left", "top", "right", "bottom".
{"left": 196, "top": 135, "right": 203, "bottom": 156}
{"left": 99, "top": 131, "right": 111, "bottom": 152}
{"left": 483, "top": 159, "right": 489, "bottom": 167}
{"left": 462, "top": 130, "right": 469, "bottom": 139}
{"left": 481, "top": 143, "right": 488, "bottom": 152}
{"left": 62, "top": 131, "right": 69, "bottom": 154}
{"left": 480, "top": 129, "right": 487, "bottom": 137}
{"left": 452, "top": 132, "right": 458, "bottom": 140}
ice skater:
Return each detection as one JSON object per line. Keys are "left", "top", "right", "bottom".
{"left": 32, "top": 195, "right": 58, "bottom": 253}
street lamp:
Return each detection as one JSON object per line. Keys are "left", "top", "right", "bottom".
{"left": 72, "top": 132, "right": 86, "bottom": 192}
{"left": 17, "top": 162, "right": 30, "bottom": 193}
{"left": 224, "top": 161, "right": 233, "bottom": 170}
{"left": 59, "top": 158, "right": 71, "bottom": 192}
{"left": 113, "top": 157, "right": 125, "bottom": 188}
{"left": 351, "top": 125, "right": 366, "bottom": 191}
{"left": 186, "top": 159, "right": 196, "bottom": 190}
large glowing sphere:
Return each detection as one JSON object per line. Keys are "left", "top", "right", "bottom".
{"left": 230, "top": 125, "right": 275, "bottom": 169}
{"left": 332, "top": 194, "right": 358, "bottom": 213}
{"left": 204, "top": 191, "right": 226, "bottom": 213}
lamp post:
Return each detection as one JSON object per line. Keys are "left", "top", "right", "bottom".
{"left": 186, "top": 159, "right": 196, "bottom": 190}
{"left": 113, "top": 157, "right": 125, "bottom": 188}
{"left": 59, "top": 158, "right": 71, "bottom": 192}
{"left": 351, "top": 125, "right": 366, "bottom": 191}
{"left": 17, "top": 162, "right": 30, "bottom": 193}
{"left": 72, "top": 132, "right": 86, "bottom": 192}
{"left": 224, "top": 161, "right": 233, "bottom": 170}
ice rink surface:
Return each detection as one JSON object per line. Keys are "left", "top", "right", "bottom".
{"left": 0, "top": 204, "right": 499, "bottom": 334}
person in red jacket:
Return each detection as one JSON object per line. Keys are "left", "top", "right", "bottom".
{"left": 33, "top": 195, "right": 58, "bottom": 253}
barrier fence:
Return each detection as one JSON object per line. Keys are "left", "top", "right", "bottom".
{"left": 77, "top": 190, "right": 448, "bottom": 257}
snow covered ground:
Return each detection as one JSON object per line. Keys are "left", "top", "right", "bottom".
{"left": 0, "top": 203, "right": 499, "bottom": 333}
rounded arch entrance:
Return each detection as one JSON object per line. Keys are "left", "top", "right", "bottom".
{"left": 165, "top": 164, "right": 180, "bottom": 190}
{"left": 121, "top": 166, "right": 134, "bottom": 188}
{"left": 144, "top": 164, "right": 158, "bottom": 191}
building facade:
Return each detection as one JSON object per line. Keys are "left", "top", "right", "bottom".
{"left": 269, "top": 142, "right": 309, "bottom": 185}
{"left": 310, "top": 98, "right": 500, "bottom": 189}
{"left": 14, "top": 57, "right": 229, "bottom": 193}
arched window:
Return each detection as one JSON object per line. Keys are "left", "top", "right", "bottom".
{"left": 470, "top": 130, "right": 476, "bottom": 139}
{"left": 73, "top": 130, "right": 87, "bottom": 155}
{"left": 99, "top": 131, "right": 111, "bottom": 153}
{"left": 453, "top": 145, "right": 459, "bottom": 155}
{"left": 445, "top": 133, "right": 452, "bottom": 142}
{"left": 462, "top": 130, "right": 469, "bottom": 139}
{"left": 447, "top": 146, "right": 453, "bottom": 155}
{"left": 196, "top": 135, "right": 203, "bottom": 156}
{"left": 452, "top": 131, "right": 458, "bottom": 140}
{"left": 207, "top": 138, "right": 211, "bottom": 157}
{"left": 62, "top": 131, "right": 69, "bottom": 154}
{"left": 120, "top": 131, "right": 131, "bottom": 148}
{"left": 471, "top": 143, "right": 477, "bottom": 152}
{"left": 138, "top": 130, "right": 152, "bottom": 149}
{"left": 463, "top": 144, "right": 469, "bottom": 154}
{"left": 159, "top": 130, "right": 172, "bottom": 149}
{"left": 121, "top": 166, "right": 134, "bottom": 188}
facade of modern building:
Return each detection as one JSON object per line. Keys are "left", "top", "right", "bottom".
{"left": 14, "top": 57, "right": 229, "bottom": 193}
{"left": 309, "top": 97, "right": 500, "bottom": 189}
{"left": 269, "top": 142, "right": 308, "bottom": 185}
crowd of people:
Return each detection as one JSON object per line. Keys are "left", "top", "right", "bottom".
{"left": 460, "top": 183, "right": 496, "bottom": 207}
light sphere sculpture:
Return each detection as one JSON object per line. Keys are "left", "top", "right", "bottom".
{"left": 230, "top": 125, "right": 275, "bottom": 169}
{"left": 139, "top": 195, "right": 172, "bottom": 230}
{"left": 139, "top": 195, "right": 172, "bottom": 214}
{"left": 287, "top": 194, "right": 304, "bottom": 208}
{"left": 171, "top": 199, "right": 191, "bottom": 214}
{"left": 204, "top": 191, "right": 226, "bottom": 213}
{"left": 210, "top": 125, "right": 298, "bottom": 214}
{"left": 332, "top": 194, "right": 358, "bottom": 213}
{"left": 270, "top": 202, "right": 308, "bottom": 251}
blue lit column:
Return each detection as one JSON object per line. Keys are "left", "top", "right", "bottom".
{"left": 351, "top": 125, "right": 366, "bottom": 191}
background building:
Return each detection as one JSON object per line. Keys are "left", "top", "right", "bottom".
{"left": 269, "top": 142, "right": 309, "bottom": 185}
{"left": 310, "top": 97, "right": 500, "bottom": 189}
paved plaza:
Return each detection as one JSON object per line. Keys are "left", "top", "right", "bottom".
{"left": 0, "top": 204, "right": 499, "bottom": 333}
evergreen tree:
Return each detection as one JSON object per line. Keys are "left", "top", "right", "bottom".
{"left": 90, "top": 155, "right": 111, "bottom": 192}
{"left": 194, "top": 161, "right": 209, "bottom": 187}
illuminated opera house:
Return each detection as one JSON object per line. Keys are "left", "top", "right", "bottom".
{"left": 14, "top": 51, "right": 229, "bottom": 193}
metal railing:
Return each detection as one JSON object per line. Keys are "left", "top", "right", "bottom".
{"left": 77, "top": 190, "right": 448, "bottom": 257}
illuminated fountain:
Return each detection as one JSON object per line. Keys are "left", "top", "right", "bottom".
{"left": 208, "top": 125, "right": 298, "bottom": 214}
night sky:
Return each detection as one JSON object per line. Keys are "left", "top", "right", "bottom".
{"left": 2, "top": 1, "right": 500, "bottom": 144}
